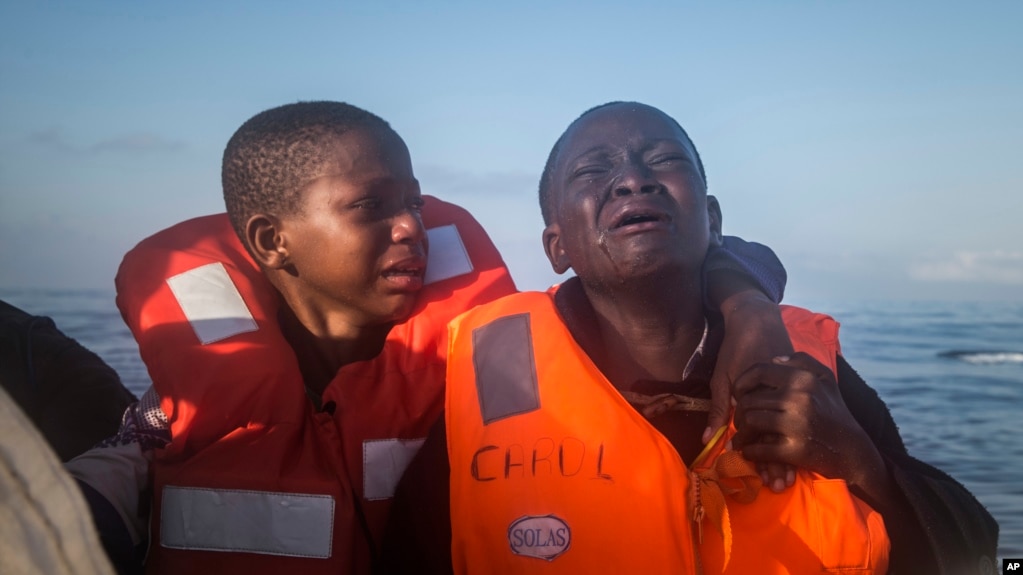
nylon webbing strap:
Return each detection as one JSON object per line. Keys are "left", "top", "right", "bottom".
{"left": 471, "top": 313, "right": 540, "bottom": 425}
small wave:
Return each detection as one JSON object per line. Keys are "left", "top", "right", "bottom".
{"left": 938, "top": 350, "right": 1023, "bottom": 365}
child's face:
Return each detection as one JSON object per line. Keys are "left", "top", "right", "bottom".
{"left": 278, "top": 127, "right": 428, "bottom": 327}
{"left": 544, "top": 103, "right": 715, "bottom": 284}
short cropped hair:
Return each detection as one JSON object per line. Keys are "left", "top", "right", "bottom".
{"left": 538, "top": 102, "right": 708, "bottom": 225}
{"left": 222, "top": 101, "right": 393, "bottom": 241}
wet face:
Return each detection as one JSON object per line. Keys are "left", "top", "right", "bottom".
{"left": 543, "top": 103, "right": 721, "bottom": 288}
{"left": 274, "top": 127, "right": 427, "bottom": 327}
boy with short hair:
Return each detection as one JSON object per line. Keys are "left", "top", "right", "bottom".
{"left": 387, "top": 101, "right": 998, "bottom": 574}
{"left": 68, "top": 101, "right": 790, "bottom": 574}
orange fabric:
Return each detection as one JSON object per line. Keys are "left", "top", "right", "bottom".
{"left": 446, "top": 292, "right": 890, "bottom": 574}
{"left": 116, "top": 196, "right": 516, "bottom": 575}
{"left": 689, "top": 449, "right": 762, "bottom": 566}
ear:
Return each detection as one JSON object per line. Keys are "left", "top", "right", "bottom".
{"left": 245, "top": 213, "right": 290, "bottom": 269}
{"left": 707, "top": 195, "right": 723, "bottom": 246}
{"left": 542, "top": 222, "right": 572, "bottom": 275}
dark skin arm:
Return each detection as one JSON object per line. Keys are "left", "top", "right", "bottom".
{"left": 731, "top": 352, "right": 1000, "bottom": 573}
{"left": 731, "top": 353, "right": 897, "bottom": 503}
{"left": 704, "top": 269, "right": 795, "bottom": 490}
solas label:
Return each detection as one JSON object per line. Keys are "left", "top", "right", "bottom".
{"left": 507, "top": 515, "right": 571, "bottom": 561}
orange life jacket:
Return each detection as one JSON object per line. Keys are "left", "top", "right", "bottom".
{"left": 115, "top": 195, "right": 516, "bottom": 575}
{"left": 446, "top": 290, "right": 890, "bottom": 574}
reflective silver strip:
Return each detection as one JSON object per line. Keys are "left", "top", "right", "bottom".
{"left": 362, "top": 438, "right": 426, "bottom": 501}
{"left": 472, "top": 313, "right": 540, "bottom": 425}
{"left": 166, "top": 262, "right": 258, "bottom": 345}
{"left": 424, "top": 224, "right": 473, "bottom": 285}
{"left": 160, "top": 486, "right": 333, "bottom": 558}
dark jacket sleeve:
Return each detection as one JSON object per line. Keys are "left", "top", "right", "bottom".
{"left": 75, "top": 479, "right": 146, "bottom": 575}
{"left": 836, "top": 355, "right": 999, "bottom": 575}
{"left": 703, "top": 236, "right": 787, "bottom": 306}
{"left": 379, "top": 415, "right": 454, "bottom": 575}
{"left": 0, "top": 299, "right": 137, "bottom": 461}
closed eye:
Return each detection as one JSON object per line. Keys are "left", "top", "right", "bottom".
{"left": 353, "top": 198, "right": 382, "bottom": 210}
{"left": 648, "top": 154, "right": 688, "bottom": 166}
{"left": 572, "top": 164, "right": 610, "bottom": 179}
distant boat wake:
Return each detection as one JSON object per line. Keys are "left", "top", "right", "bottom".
{"left": 938, "top": 350, "right": 1023, "bottom": 365}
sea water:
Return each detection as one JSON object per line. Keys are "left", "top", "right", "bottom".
{"left": 2, "top": 289, "right": 1021, "bottom": 560}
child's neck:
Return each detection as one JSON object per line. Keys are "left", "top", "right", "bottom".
{"left": 555, "top": 276, "right": 705, "bottom": 391}
{"left": 276, "top": 302, "right": 392, "bottom": 398}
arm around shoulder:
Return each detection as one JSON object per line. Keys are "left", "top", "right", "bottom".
{"left": 703, "top": 236, "right": 787, "bottom": 308}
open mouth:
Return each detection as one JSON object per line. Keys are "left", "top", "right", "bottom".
{"left": 383, "top": 266, "right": 423, "bottom": 277}
{"left": 615, "top": 213, "right": 664, "bottom": 228}
{"left": 611, "top": 207, "right": 670, "bottom": 230}
{"left": 382, "top": 257, "right": 427, "bottom": 290}
{"left": 383, "top": 266, "right": 425, "bottom": 281}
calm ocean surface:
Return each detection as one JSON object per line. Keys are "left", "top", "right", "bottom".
{"left": 2, "top": 289, "right": 1021, "bottom": 560}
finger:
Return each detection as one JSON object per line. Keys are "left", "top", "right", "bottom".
{"left": 735, "top": 390, "right": 795, "bottom": 415}
{"left": 732, "top": 362, "right": 774, "bottom": 399}
{"left": 731, "top": 410, "right": 785, "bottom": 450}
{"left": 732, "top": 407, "right": 791, "bottom": 451}
{"left": 735, "top": 361, "right": 823, "bottom": 401}
{"left": 760, "top": 461, "right": 791, "bottom": 493}
{"left": 703, "top": 369, "right": 732, "bottom": 444}
{"left": 732, "top": 360, "right": 810, "bottom": 398}
{"left": 774, "top": 352, "right": 835, "bottom": 382}
{"left": 735, "top": 402, "right": 790, "bottom": 431}
{"left": 740, "top": 440, "right": 797, "bottom": 467}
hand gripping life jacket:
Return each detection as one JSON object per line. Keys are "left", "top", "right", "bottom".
{"left": 446, "top": 291, "right": 890, "bottom": 574}
{"left": 115, "top": 195, "right": 516, "bottom": 575}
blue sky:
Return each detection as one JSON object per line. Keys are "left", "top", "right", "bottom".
{"left": 1, "top": 1, "right": 1021, "bottom": 303}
